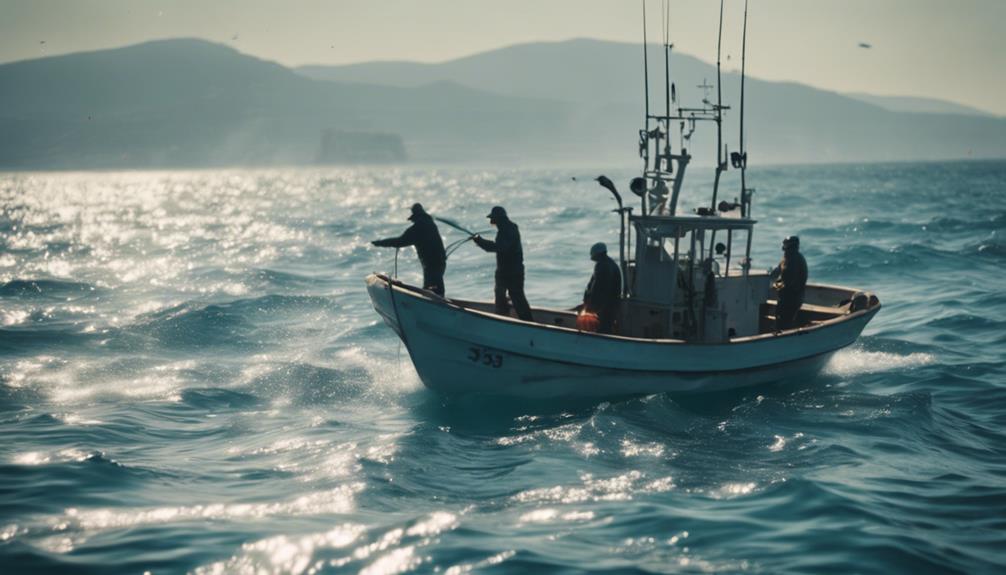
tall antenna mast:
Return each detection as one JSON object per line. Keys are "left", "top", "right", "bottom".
{"left": 641, "top": 0, "right": 651, "bottom": 213}
{"left": 710, "top": 0, "right": 726, "bottom": 210}
{"left": 642, "top": 0, "right": 650, "bottom": 136}
{"left": 663, "top": 0, "right": 672, "bottom": 170}
{"left": 739, "top": 0, "right": 749, "bottom": 216}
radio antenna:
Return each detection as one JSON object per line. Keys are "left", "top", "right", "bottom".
{"left": 642, "top": 0, "right": 650, "bottom": 134}
{"left": 663, "top": 0, "right": 672, "bottom": 171}
{"left": 641, "top": 0, "right": 652, "bottom": 214}
{"left": 710, "top": 0, "right": 725, "bottom": 210}
{"left": 739, "top": 0, "right": 749, "bottom": 216}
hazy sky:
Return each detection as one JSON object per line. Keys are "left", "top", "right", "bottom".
{"left": 2, "top": 0, "right": 1004, "bottom": 115}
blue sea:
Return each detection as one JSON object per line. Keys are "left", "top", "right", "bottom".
{"left": 1, "top": 161, "right": 1004, "bottom": 574}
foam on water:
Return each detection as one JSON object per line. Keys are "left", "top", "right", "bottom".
{"left": 1, "top": 162, "right": 1005, "bottom": 573}
{"left": 824, "top": 349, "right": 937, "bottom": 377}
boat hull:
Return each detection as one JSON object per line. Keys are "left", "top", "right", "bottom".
{"left": 366, "top": 274, "right": 879, "bottom": 398}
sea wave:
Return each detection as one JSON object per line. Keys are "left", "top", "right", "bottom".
{"left": 2, "top": 162, "right": 1005, "bottom": 574}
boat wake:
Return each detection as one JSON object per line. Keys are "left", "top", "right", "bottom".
{"left": 823, "top": 348, "right": 935, "bottom": 377}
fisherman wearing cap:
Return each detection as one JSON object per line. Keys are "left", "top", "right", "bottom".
{"left": 372, "top": 203, "right": 447, "bottom": 296}
{"left": 473, "top": 206, "right": 533, "bottom": 321}
{"left": 583, "top": 242, "right": 622, "bottom": 334}
{"left": 770, "top": 235, "right": 808, "bottom": 331}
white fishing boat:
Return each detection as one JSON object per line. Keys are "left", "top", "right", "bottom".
{"left": 365, "top": 2, "right": 880, "bottom": 397}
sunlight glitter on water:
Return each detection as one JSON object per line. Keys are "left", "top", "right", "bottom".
{"left": 711, "top": 482, "right": 758, "bottom": 499}
{"left": 3, "top": 163, "right": 1005, "bottom": 573}
{"left": 182, "top": 478, "right": 460, "bottom": 573}
{"left": 620, "top": 438, "right": 667, "bottom": 458}
{"left": 194, "top": 524, "right": 366, "bottom": 575}
{"left": 443, "top": 550, "right": 518, "bottom": 575}
{"left": 49, "top": 484, "right": 365, "bottom": 534}
{"left": 512, "top": 470, "right": 675, "bottom": 505}
{"left": 1, "top": 308, "right": 30, "bottom": 326}
{"left": 517, "top": 508, "right": 596, "bottom": 525}
{"left": 11, "top": 449, "right": 92, "bottom": 466}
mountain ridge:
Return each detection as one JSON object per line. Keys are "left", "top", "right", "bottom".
{"left": 298, "top": 38, "right": 1006, "bottom": 165}
{"left": 298, "top": 37, "right": 988, "bottom": 118}
{"left": 1, "top": 37, "right": 1003, "bottom": 169}
{"left": 0, "top": 38, "right": 571, "bottom": 168}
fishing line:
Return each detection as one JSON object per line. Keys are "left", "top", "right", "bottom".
{"left": 393, "top": 248, "right": 401, "bottom": 369}
{"left": 445, "top": 237, "right": 472, "bottom": 257}
{"left": 434, "top": 215, "right": 477, "bottom": 236}
{"left": 444, "top": 229, "right": 492, "bottom": 259}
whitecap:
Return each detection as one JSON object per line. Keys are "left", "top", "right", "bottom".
{"left": 824, "top": 349, "right": 935, "bottom": 377}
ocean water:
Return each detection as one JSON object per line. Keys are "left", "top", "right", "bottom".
{"left": 1, "top": 161, "right": 1004, "bottom": 574}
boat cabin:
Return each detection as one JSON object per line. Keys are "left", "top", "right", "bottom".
{"left": 621, "top": 213, "right": 769, "bottom": 342}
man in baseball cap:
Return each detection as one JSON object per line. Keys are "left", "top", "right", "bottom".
{"left": 582, "top": 242, "right": 622, "bottom": 334}
{"left": 372, "top": 203, "right": 447, "bottom": 295}
{"left": 473, "top": 206, "right": 533, "bottom": 321}
{"left": 771, "top": 235, "right": 808, "bottom": 331}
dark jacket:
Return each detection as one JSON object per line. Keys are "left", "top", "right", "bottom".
{"left": 473, "top": 218, "right": 524, "bottom": 276}
{"left": 584, "top": 254, "right": 622, "bottom": 311}
{"left": 373, "top": 212, "right": 446, "bottom": 270}
{"left": 775, "top": 250, "right": 808, "bottom": 299}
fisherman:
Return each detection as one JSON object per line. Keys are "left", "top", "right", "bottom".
{"left": 473, "top": 206, "right": 533, "bottom": 321}
{"left": 583, "top": 242, "right": 622, "bottom": 334}
{"left": 771, "top": 235, "right": 808, "bottom": 331}
{"left": 371, "top": 203, "right": 447, "bottom": 296}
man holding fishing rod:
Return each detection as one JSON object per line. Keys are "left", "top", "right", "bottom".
{"left": 371, "top": 203, "right": 447, "bottom": 296}
{"left": 473, "top": 206, "right": 534, "bottom": 322}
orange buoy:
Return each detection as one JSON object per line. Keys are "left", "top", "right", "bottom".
{"left": 576, "top": 311, "right": 600, "bottom": 332}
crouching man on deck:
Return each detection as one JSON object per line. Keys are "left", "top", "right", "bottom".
{"left": 372, "top": 203, "right": 447, "bottom": 296}
{"left": 583, "top": 242, "right": 622, "bottom": 334}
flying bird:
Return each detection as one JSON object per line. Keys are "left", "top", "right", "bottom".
{"left": 858, "top": 42, "right": 872, "bottom": 49}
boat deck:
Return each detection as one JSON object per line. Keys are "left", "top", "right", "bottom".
{"left": 443, "top": 285, "right": 877, "bottom": 342}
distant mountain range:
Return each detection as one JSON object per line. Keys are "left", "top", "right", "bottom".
{"left": 0, "top": 39, "right": 566, "bottom": 168}
{"left": 1, "top": 37, "right": 1003, "bottom": 169}
{"left": 843, "top": 93, "right": 996, "bottom": 117}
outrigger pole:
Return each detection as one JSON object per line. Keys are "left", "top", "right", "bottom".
{"left": 663, "top": 0, "right": 672, "bottom": 179}
{"left": 710, "top": 0, "right": 726, "bottom": 212}
{"left": 739, "top": 0, "right": 750, "bottom": 217}
{"left": 740, "top": 0, "right": 754, "bottom": 275}
{"left": 663, "top": 1, "right": 671, "bottom": 124}
{"left": 641, "top": 0, "right": 650, "bottom": 216}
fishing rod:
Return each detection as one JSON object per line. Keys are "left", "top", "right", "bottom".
{"left": 434, "top": 215, "right": 490, "bottom": 259}
{"left": 444, "top": 230, "right": 491, "bottom": 258}
{"left": 434, "top": 216, "right": 476, "bottom": 236}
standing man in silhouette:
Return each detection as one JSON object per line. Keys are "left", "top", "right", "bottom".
{"left": 771, "top": 235, "right": 808, "bottom": 331}
{"left": 372, "top": 203, "right": 447, "bottom": 296}
{"left": 583, "top": 242, "right": 622, "bottom": 334}
{"left": 474, "top": 206, "right": 533, "bottom": 321}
